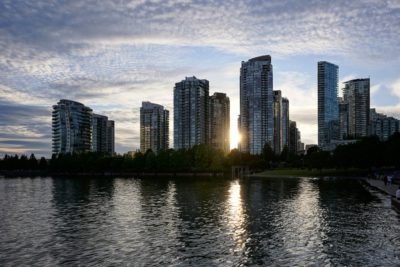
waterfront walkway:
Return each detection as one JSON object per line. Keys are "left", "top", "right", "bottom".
{"left": 365, "top": 178, "right": 398, "bottom": 197}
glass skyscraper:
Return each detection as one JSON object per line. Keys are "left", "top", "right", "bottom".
{"left": 318, "top": 61, "right": 339, "bottom": 149}
{"left": 174, "top": 76, "right": 209, "bottom": 149}
{"left": 52, "top": 99, "right": 92, "bottom": 154}
{"left": 140, "top": 101, "right": 169, "bottom": 153}
{"left": 239, "top": 55, "right": 274, "bottom": 154}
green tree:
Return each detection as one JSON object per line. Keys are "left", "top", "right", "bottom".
{"left": 262, "top": 143, "right": 275, "bottom": 168}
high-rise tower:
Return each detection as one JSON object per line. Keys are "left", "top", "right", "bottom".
{"left": 52, "top": 99, "right": 92, "bottom": 154}
{"left": 282, "top": 97, "right": 290, "bottom": 150}
{"left": 209, "top": 92, "right": 230, "bottom": 154}
{"left": 174, "top": 76, "right": 209, "bottom": 149}
{"left": 239, "top": 55, "right": 274, "bottom": 154}
{"left": 92, "top": 114, "right": 115, "bottom": 155}
{"left": 106, "top": 120, "right": 115, "bottom": 155}
{"left": 92, "top": 114, "right": 108, "bottom": 153}
{"left": 343, "top": 78, "right": 370, "bottom": 138}
{"left": 140, "top": 101, "right": 169, "bottom": 153}
{"left": 318, "top": 61, "right": 339, "bottom": 149}
{"left": 273, "top": 90, "right": 283, "bottom": 154}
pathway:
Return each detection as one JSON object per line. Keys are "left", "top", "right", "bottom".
{"left": 366, "top": 178, "right": 398, "bottom": 197}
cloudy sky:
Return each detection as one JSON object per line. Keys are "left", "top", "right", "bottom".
{"left": 1, "top": 0, "right": 400, "bottom": 157}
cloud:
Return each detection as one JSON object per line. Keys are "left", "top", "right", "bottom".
{"left": 0, "top": 102, "right": 51, "bottom": 157}
{"left": 371, "top": 85, "right": 400, "bottom": 107}
{"left": 275, "top": 71, "right": 318, "bottom": 143}
{"left": 0, "top": 0, "right": 399, "bottom": 155}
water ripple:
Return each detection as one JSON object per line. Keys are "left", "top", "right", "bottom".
{"left": 0, "top": 176, "right": 399, "bottom": 266}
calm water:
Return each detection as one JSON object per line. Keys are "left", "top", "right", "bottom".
{"left": 0, "top": 176, "right": 399, "bottom": 266}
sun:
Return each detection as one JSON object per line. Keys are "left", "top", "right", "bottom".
{"left": 230, "top": 128, "right": 240, "bottom": 150}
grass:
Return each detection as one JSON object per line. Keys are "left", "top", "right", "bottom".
{"left": 254, "top": 168, "right": 369, "bottom": 178}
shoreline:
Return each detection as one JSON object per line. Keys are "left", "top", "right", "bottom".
{"left": 251, "top": 168, "right": 370, "bottom": 179}
{"left": 0, "top": 170, "right": 226, "bottom": 178}
{"left": 364, "top": 178, "right": 400, "bottom": 212}
{"left": 250, "top": 174, "right": 366, "bottom": 179}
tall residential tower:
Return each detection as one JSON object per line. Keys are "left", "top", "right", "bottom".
{"left": 52, "top": 99, "right": 92, "bottom": 154}
{"left": 282, "top": 97, "right": 290, "bottom": 150}
{"left": 92, "top": 114, "right": 115, "bottom": 155}
{"left": 318, "top": 61, "right": 339, "bottom": 149}
{"left": 140, "top": 101, "right": 169, "bottom": 153}
{"left": 343, "top": 78, "right": 370, "bottom": 138}
{"left": 273, "top": 90, "right": 283, "bottom": 154}
{"left": 239, "top": 55, "right": 274, "bottom": 154}
{"left": 106, "top": 120, "right": 115, "bottom": 155}
{"left": 209, "top": 92, "right": 230, "bottom": 154}
{"left": 174, "top": 77, "right": 209, "bottom": 149}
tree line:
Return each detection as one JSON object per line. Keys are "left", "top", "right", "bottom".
{"left": 266, "top": 133, "right": 400, "bottom": 171}
{"left": 0, "top": 133, "right": 399, "bottom": 173}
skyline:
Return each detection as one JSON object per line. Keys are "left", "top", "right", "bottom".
{"left": 1, "top": 0, "right": 400, "bottom": 157}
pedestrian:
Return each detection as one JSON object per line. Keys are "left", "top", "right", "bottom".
{"left": 383, "top": 175, "right": 388, "bottom": 186}
{"left": 396, "top": 186, "right": 400, "bottom": 200}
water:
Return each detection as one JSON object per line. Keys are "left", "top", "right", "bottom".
{"left": 0, "top": 176, "right": 399, "bottom": 266}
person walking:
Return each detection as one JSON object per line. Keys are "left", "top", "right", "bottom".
{"left": 383, "top": 175, "right": 388, "bottom": 186}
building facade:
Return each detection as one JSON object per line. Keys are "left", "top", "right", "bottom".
{"left": 209, "top": 92, "right": 230, "bottom": 154}
{"left": 370, "top": 108, "right": 400, "bottom": 141}
{"left": 174, "top": 77, "right": 209, "bottom": 149}
{"left": 338, "top": 97, "right": 348, "bottom": 140}
{"left": 92, "top": 114, "right": 115, "bottom": 154}
{"left": 343, "top": 78, "right": 370, "bottom": 138}
{"left": 318, "top": 61, "right": 339, "bottom": 149}
{"left": 289, "top": 120, "right": 301, "bottom": 155}
{"left": 273, "top": 90, "right": 283, "bottom": 154}
{"left": 140, "top": 101, "right": 169, "bottom": 153}
{"left": 282, "top": 97, "right": 289, "bottom": 150}
{"left": 106, "top": 120, "right": 115, "bottom": 155}
{"left": 52, "top": 99, "right": 92, "bottom": 154}
{"left": 239, "top": 55, "right": 274, "bottom": 154}
{"left": 92, "top": 114, "right": 108, "bottom": 153}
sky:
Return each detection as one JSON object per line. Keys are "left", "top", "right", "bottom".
{"left": 1, "top": 0, "right": 400, "bottom": 157}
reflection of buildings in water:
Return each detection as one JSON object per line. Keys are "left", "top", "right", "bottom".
{"left": 172, "top": 179, "right": 237, "bottom": 263}
{"left": 278, "top": 178, "right": 328, "bottom": 263}
{"left": 110, "top": 178, "right": 142, "bottom": 221}
{"left": 119, "top": 178, "right": 182, "bottom": 264}
{"left": 234, "top": 177, "right": 302, "bottom": 264}
{"left": 50, "top": 177, "right": 116, "bottom": 264}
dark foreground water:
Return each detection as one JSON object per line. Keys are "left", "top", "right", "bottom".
{"left": 0, "top": 176, "right": 399, "bottom": 266}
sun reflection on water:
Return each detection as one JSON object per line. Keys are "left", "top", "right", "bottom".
{"left": 226, "top": 180, "right": 247, "bottom": 252}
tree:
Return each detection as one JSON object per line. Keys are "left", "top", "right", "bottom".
{"left": 279, "top": 146, "right": 289, "bottom": 162}
{"left": 28, "top": 154, "right": 38, "bottom": 170}
{"left": 385, "top": 133, "right": 400, "bottom": 168}
{"left": 262, "top": 143, "right": 275, "bottom": 168}
{"left": 39, "top": 157, "right": 47, "bottom": 170}
{"left": 144, "top": 150, "right": 156, "bottom": 171}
